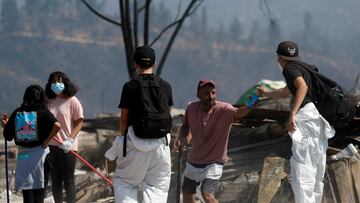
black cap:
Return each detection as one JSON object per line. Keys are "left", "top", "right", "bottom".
{"left": 276, "top": 41, "right": 299, "bottom": 61}
{"left": 134, "top": 46, "right": 155, "bottom": 67}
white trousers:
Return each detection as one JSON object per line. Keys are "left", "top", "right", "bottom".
{"left": 290, "top": 103, "right": 335, "bottom": 203}
{"left": 111, "top": 136, "right": 171, "bottom": 203}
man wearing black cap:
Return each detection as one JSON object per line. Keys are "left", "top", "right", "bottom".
{"left": 174, "top": 80, "right": 254, "bottom": 203}
{"left": 258, "top": 41, "right": 335, "bottom": 203}
{"left": 105, "top": 46, "right": 173, "bottom": 203}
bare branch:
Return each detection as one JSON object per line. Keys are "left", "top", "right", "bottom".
{"left": 259, "top": 0, "right": 273, "bottom": 19}
{"left": 133, "top": 0, "right": 138, "bottom": 47}
{"left": 119, "top": 0, "right": 136, "bottom": 78}
{"left": 156, "top": 0, "right": 203, "bottom": 76}
{"left": 150, "top": 0, "right": 203, "bottom": 46}
{"left": 80, "top": 0, "right": 121, "bottom": 26}
{"left": 125, "top": 0, "right": 134, "bottom": 47}
{"left": 187, "top": 0, "right": 204, "bottom": 16}
{"left": 138, "top": 5, "right": 146, "bottom": 13}
{"left": 144, "top": 0, "right": 151, "bottom": 46}
{"left": 81, "top": 0, "right": 203, "bottom": 78}
{"left": 150, "top": 20, "right": 180, "bottom": 46}
{"left": 259, "top": 0, "right": 280, "bottom": 38}
{"left": 174, "top": 0, "right": 183, "bottom": 21}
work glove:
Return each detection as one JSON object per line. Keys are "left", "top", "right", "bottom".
{"left": 105, "top": 136, "right": 123, "bottom": 161}
{"left": 60, "top": 137, "right": 74, "bottom": 153}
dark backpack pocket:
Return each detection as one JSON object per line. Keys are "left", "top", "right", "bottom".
{"left": 130, "top": 76, "right": 171, "bottom": 139}
{"left": 132, "top": 115, "right": 171, "bottom": 138}
{"left": 317, "top": 86, "right": 355, "bottom": 129}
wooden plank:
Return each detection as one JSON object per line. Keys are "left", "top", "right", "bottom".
{"left": 350, "top": 154, "right": 360, "bottom": 201}
{"left": 257, "top": 157, "right": 287, "bottom": 203}
{"left": 330, "top": 159, "right": 356, "bottom": 203}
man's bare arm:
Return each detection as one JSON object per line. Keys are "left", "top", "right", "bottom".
{"left": 174, "top": 118, "right": 191, "bottom": 150}
{"left": 262, "top": 86, "right": 291, "bottom": 99}
{"left": 287, "top": 77, "right": 308, "bottom": 132}
{"left": 119, "top": 108, "right": 129, "bottom": 136}
{"left": 235, "top": 106, "right": 252, "bottom": 120}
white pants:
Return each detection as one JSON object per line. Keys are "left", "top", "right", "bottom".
{"left": 110, "top": 135, "right": 171, "bottom": 203}
{"left": 290, "top": 103, "right": 335, "bottom": 203}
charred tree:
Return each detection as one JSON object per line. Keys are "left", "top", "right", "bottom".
{"left": 80, "top": 0, "right": 204, "bottom": 78}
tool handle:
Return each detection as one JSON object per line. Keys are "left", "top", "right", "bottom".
{"left": 52, "top": 136, "right": 113, "bottom": 185}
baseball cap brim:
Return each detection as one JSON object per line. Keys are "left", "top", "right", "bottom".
{"left": 198, "top": 80, "right": 216, "bottom": 90}
{"left": 278, "top": 55, "right": 300, "bottom": 61}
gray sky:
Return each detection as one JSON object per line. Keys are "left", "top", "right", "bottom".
{"left": 155, "top": 0, "right": 360, "bottom": 40}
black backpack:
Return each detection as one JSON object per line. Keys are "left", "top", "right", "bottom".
{"left": 130, "top": 76, "right": 171, "bottom": 138}
{"left": 288, "top": 61, "right": 356, "bottom": 129}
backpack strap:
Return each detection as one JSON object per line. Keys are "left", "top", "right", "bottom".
{"left": 123, "top": 134, "right": 127, "bottom": 157}
{"left": 287, "top": 61, "right": 318, "bottom": 74}
{"left": 131, "top": 75, "right": 162, "bottom": 96}
{"left": 287, "top": 61, "right": 340, "bottom": 100}
{"left": 165, "top": 135, "right": 168, "bottom": 146}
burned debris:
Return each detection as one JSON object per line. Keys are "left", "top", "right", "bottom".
{"left": 1, "top": 82, "right": 359, "bottom": 203}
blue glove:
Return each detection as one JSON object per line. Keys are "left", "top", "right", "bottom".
{"left": 246, "top": 95, "right": 259, "bottom": 108}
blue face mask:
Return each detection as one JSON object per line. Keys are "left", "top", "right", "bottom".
{"left": 51, "top": 83, "right": 65, "bottom": 95}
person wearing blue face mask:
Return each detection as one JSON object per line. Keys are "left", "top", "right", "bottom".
{"left": 50, "top": 82, "right": 65, "bottom": 95}
{"left": 45, "top": 71, "right": 84, "bottom": 203}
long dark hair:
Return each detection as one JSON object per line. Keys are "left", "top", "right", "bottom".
{"left": 45, "top": 71, "right": 78, "bottom": 99}
{"left": 20, "top": 85, "right": 48, "bottom": 111}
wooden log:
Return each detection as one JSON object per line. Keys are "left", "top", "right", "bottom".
{"left": 350, "top": 154, "right": 360, "bottom": 202}
{"left": 257, "top": 157, "right": 287, "bottom": 203}
{"left": 329, "top": 157, "right": 358, "bottom": 203}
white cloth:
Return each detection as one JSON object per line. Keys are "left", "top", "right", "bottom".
{"left": 105, "top": 126, "right": 171, "bottom": 203}
{"left": 183, "top": 162, "right": 223, "bottom": 183}
{"left": 289, "top": 102, "right": 335, "bottom": 203}
{"left": 60, "top": 137, "right": 74, "bottom": 153}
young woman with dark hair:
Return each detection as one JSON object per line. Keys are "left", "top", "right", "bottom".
{"left": 45, "top": 71, "right": 84, "bottom": 203}
{"left": 2, "top": 85, "right": 60, "bottom": 203}
{"left": 45, "top": 71, "right": 79, "bottom": 100}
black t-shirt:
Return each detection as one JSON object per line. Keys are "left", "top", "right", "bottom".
{"left": 3, "top": 108, "right": 57, "bottom": 147}
{"left": 282, "top": 62, "right": 314, "bottom": 107}
{"left": 118, "top": 74, "right": 174, "bottom": 115}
